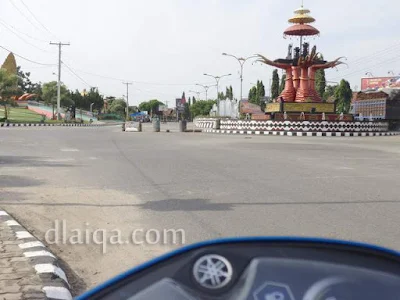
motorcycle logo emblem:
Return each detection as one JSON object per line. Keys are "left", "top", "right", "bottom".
{"left": 192, "top": 254, "right": 233, "bottom": 289}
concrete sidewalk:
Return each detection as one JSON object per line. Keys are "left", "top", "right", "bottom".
{"left": 0, "top": 210, "right": 72, "bottom": 300}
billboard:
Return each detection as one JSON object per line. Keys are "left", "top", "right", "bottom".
{"left": 175, "top": 98, "right": 185, "bottom": 112}
{"left": 361, "top": 76, "right": 400, "bottom": 91}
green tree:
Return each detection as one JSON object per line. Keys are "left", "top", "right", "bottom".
{"left": 279, "top": 74, "right": 286, "bottom": 94}
{"left": 192, "top": 96, "right": 196, "bottom": 104}
{"left": 109, "top": 98, "right": 127, "bottom": 116}
{"left": 225, "top": 86, "right": 234, "bottom": 100}
{"left": 248, "top": 81, "right": 265, "bottom": 106}
{"left": 190, "top": 100, "right": 216, "bottom": 118}
{"left": 16, "top": 66, "right": 41, "bottom": 97}
{"left": 84, "top": 87, "right": 104, "bottom": 112}
{"left": 183, "top": 103, "right": 190, "bottom": 120}
{"left": 335, "top": 79, "right": 352, "bottom": 113}
{"left": 225, "top": 87, "right": 230, "bottom": 100}
{"left": 70, "top": 90, "right": 83, "bottom": 106}
{"left": 42, "top": 81, "right": 68, "bottom": 106}
{"left": 323, "top": 85, "right": 337, "bottom": 101}
{"left": 256, "top": 80, "right": 266, "bottom": 105}
{"left": 138, "top": 99, "right": 164, "bottom": 114}
{"left": 0, "top": 69, "right": 19, "bottom": 120}
{"left": 315, "top": 54, "right": 326, "bottom": 98}
{"left": 248, "top": 86, "right": 257, "bottom": 104}
{"left": 138, "top": 101, "right": 150, "bottom": 113}
{"left": 218, "top": 91, "right": 225, "bottom": 100}
{"left": 271, "top": 69, "right": 280, "bottom": 100}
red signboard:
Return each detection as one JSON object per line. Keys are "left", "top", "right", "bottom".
{"left": 361, "top": 76, "right": 400, "bottom": 91}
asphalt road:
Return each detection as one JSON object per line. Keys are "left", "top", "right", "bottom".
{"left": 1, "top": 124, "right": 400, "bottom": 294}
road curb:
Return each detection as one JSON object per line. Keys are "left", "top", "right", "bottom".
{"left": 202, "top": 129, "right": 400, "bottom": 137}
{"left": 0, "top": 209, "right": 72, "bottom": 300}
{"left": 0, "top": 123, "right": 122, "bottom": 128}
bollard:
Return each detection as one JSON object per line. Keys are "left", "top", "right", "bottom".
{"left": 152, "top": 117, "right": 160, "bottom": 132}
{"left": 179, "top": 120, "right": 187, "bottom": 132}
{"left": 214, "top": 119, "right": 221, "bottom": 129}
{"left": 138, "top": 121, "right": 142, "bottom": 132}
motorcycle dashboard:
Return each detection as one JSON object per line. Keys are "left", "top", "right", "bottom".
{"left": 79, "top": 238, "right": 400, "bottom": 300}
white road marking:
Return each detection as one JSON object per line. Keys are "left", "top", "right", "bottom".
{"left": 35, "top": 264, "right": 69, "bottom": 285}
{"left": 16, "top": 231, "right": 34, "bottom": 239}
{"left": 0, "top": 211, "right": 9, "bottom": 216}
{"left": 24, "top": 250, "right": 56, "bottom": 258}
{"left": 42, "top": 158, "right": 75, "bottom": 162}
{"left": 19, "top": 241, "right": 45, "bottom": 249}
{"left": 42, "top": 286, "right": 72, "bottom": 300}
{"left": 336, "top": 166, "right": 354, "bottom": 170}
{"left": 5, "top": 220, "right": 20, "bottom": 226}
{"left": 60, "top": 148, "right": 79, "bottom": 152}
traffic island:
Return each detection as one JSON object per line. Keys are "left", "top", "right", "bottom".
{"left": 196, "top": 118, "right": 399, "bottom": 137}
{"left": 1, "top": 122, "right": 121, "bottom": 128}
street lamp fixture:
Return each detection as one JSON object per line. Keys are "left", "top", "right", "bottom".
{"left": 222, "top": 53, "right": 257, "bottom": 102}
{"left": 195, "top": 84, "right": 216, "bottom": 101}
{"left": 202, "top": 73, "right": 232, "bottom": 115}
{"left": 189, "top": 90, "right": 203, "bottom": 101}
{"left": 365, "top": 72, "right": 374, "bottom": 77}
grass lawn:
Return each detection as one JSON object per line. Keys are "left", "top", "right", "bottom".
{"left": 0, "top": 107, "right": 64, "bottom": 123}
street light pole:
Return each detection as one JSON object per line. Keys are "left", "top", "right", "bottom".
{"left": 203, "top": 73, "right": 231, "bottom": 115}
{"left": 222, "top": 53, "right": 257, "bottom": 102}
{"left": 195, "top": 84, "right": 215, "bottom": 101}
{"left": 189, "top": 90, "right": 202, "bottom": 101}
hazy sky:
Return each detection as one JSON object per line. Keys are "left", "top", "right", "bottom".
{"left": 0, "top": 0, "right": 399, "bottom": 106}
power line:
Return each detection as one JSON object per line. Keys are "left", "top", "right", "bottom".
{"left": 62, "top": 60, "right": 92, "bottom": 87}
{"left": 59, "top": 57, "right": 219, "bottom": 87}
{"left": 0, "top": 20, "right": 53, "bottom": 53}
{"left": 332, "top": 41, "right": 400, "bottom": 73}
{"left": 328, "top": 53, "right": 400, "bottom": 81}
{"left": 0, "top": 44, "right": 55, "bottom": 66}
{"left": 60, "top": 64, "right": 125, "bottom": 82}
{"left": 344, "top": 41, "right": 400, "bottom": 66}
{"left": 19, "top": 0, "right": 56, "bottom": 38}
{"left": 61, "top": 64, "right": 217, "bottom": 86}
{"left": 0, "top": 17, "right": 48, "bottom": 43}
{"left": 8, "top": 0, "right": 44, "bottom": 34}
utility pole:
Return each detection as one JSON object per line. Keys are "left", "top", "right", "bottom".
{"left": 122, "top": 82, "right": 133, "bottom": 121}
{"left": 50, "top": 42, "right": 70, "bottom": 120}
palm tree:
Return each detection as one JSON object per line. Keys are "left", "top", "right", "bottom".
{"left": 0, "top": 69, "right": 19, "bottom": 121}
